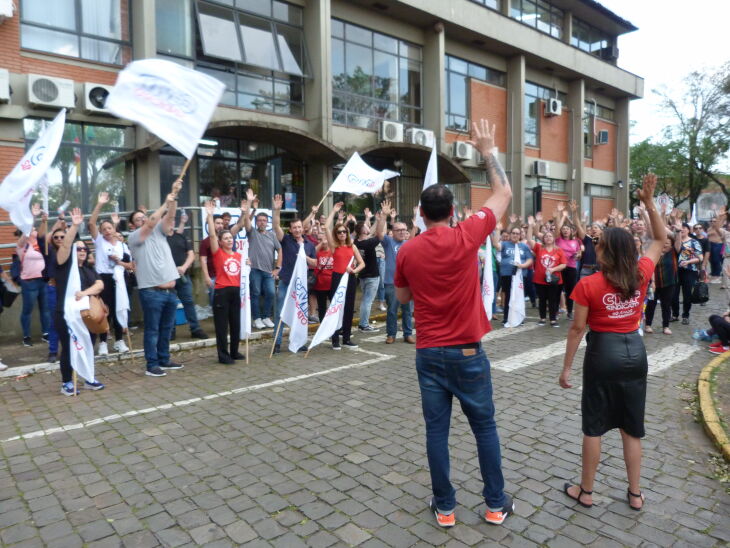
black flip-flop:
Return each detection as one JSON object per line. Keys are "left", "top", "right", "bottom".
{"left": 627, "top": 489, "right": 644, "bottom": 511}
{"left": 563, "top": 483, "right": 593, "bottom": 508}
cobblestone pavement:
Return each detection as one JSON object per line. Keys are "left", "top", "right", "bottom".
{"left": 1, "top": 294, "right": 729, "bottom": 547}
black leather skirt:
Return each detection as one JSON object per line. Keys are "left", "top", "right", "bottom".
{"left": 582, "top": 330, "right": 648, "bottom": 438}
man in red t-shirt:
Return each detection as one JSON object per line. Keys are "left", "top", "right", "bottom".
{"left": 394, "top": 120, "right": 515, "bottom": 528}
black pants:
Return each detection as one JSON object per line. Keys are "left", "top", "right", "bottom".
{"left": 313, "top": 289, "right": 330, "bottom": 322}
{"left": 645, "top": 285, "right": 674, "bottom": 328}
{"left": 213, "top": 286, "right": 240, "bottom": 360}
{"left": 672, "top": 269, "right": 698, "bottom": 319}
{"left": 709, "top": 315, "right": 730, "bottom": 345}
{"left": 99, "top": 273, "right": 124, "bottom": 342}
{"left": 55, "top": 310, "right": 74, "bottom": 383}
{"left": 500, "top": 275, "right": 513, "bottom": 323}
{"left": 562, "top": 267, "right": 578, "bottom": 314}
{"left": 330, "top": 272, "right": 356, "bottom": 343}
{"left": 536, "top": 283, "right": 562, "bottom": 321}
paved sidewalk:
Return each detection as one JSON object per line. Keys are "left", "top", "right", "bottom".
{"left": 0, "top": 302, "right": 728, "bottom": 546}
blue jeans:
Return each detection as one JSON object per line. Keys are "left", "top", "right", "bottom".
{"left": 46, "top": 284, "right": 58, "bottom": 354}
{"left": 358, "top": 276, "right": 379, "bottom": 328}
{"left": 208, "top": 277, "right": 216, "bottom": 307}
{"left": 139, "top": 288, "right": 177, "bottom": 370}
{"left": 377, "top": 257, "right": 385, "bottom": 302}
{"left": 416, "top": 345, "right": 506, "bottom": 511}
{"left": 384, "top": 283, "right": 412, "bottom": 338}
{"left": 250, "top": 268, "right": 275, "bottom": 320}
{"left": 20, "top": 278, "right": 50, "bottom": 338}
{"left": 175, "top": 275, "right": 201, "bottom": 333}
{"left": 274, "top": 282, "right": 288, "bottom": 345}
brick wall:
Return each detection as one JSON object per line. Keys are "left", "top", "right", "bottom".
{"left": 592, "top": 197, "right": 614, "bottom": 222}
{"left": 0, "top": 146, "right": 25, "bottom": 262}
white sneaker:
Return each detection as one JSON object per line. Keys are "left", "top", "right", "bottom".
{"left": 262, "top": 317, "right": 275, "bottom": 328}
{"left": 0, "top": 361, "right": 7, "bottom": 371}
{"left": 254, "top": 318, "right": 265, "bottom": 329}
{"left": 378, "top": 302, "right": 387, "bottom": 311}
{"left": 97, "top": 342, "right": 108, "bottom": 356}
{"left": 113, "top": 339, "right": 129, "bottom": 353}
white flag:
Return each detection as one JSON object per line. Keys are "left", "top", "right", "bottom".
{"left": 0, "top": 109, "right": 66, "bottom": 235}
{"left": 416, "top": 144, "right": 438, "bottom": 232}
{"left": 113, "top": 265, "right": 129, "bottom": 329}
{"left": 64, "top": 242, "right": 96, "bottom": 383}
{"left": 39, "top": 174, "right": 49, "bottom": 215}
{"left": 280, "top": 244, "right": 309, "bottom": 352}
{"left": 308, "top": 259, "right": 352, "bottom": 351}
{"left": 505, "top": 243, "right": 525, "bottom": 327}
{"left": 239, "top": 239, "right": 252, "bottom": 338}
{"left": 105, "top": 59, "right": 225, "bottom": 159}
{"left": 329, "top": 152, "right": 399, "bottom": 195}
{"left": 482, "top": 237, "right": 494, "bottom": 320}
{"left": 689, "top": 204, "right": 698, "bottom": 226}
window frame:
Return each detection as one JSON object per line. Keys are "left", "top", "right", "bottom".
{"left": 509, "top": 0, "right": 564, "bottom": 40}
{"left": 571, "top": 17, "right": 611, "bottom": 57}
{"left": 445, "top": 55, "right": 506, "bottom": 133}
{"left": 524, "top": 81, "right": 567, "bottom": 148}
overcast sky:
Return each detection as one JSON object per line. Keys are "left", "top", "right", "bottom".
{"left": 599, "top": 0, "right": 730, "bottom": 147}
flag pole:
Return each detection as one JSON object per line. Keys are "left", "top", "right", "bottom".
{"left": 269, "top": 320, "right": 283, "bottom": 358}
{"left": 125, "top": 329, "right": 136, "bottom": 369}
{"left": 313, "top": 191, "right": 329, "bottom": 214}
{"left": 178, "top": 156, "right": 194, "bottom": 181}
{"left": 304, "top": 347, "right": 312, "bottom": 358}
{"left": 245, "top": 335, "right": 249, "bottom": 364}
{"left": 72, "top": 370, "right": 77, "bottom": 397}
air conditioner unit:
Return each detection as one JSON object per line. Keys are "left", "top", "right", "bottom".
{"left": 452, "top": 141, "right": 474, "bottom": 162}
{"left": 595, "top": 129, "right": 609, "bottom": 145}
{"left": 378, "top": 121, "right": 404, "bottom": 143}
{"left": 532, "top": 160, "right": 549, "bottom": 177}
{"left": 545, "top": 98, "right": 562, "bottom": 117}
{"left": 27, "top": 74, "right": 75, "bottom": 109}
{"left": 0, "top": 68, "right": 9, "bottom": 103}
{"left": 0, "top": 0, "right": 14, "bottom": 23}
{"left": 405, "top": 127, "right": 435, "bottom": 148}
{"left": 83, "top": 83, "right": 113, "bottom": 114}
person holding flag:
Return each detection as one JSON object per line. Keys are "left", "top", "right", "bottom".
{"left": 491, "top": 225, "right": 532, "bottom": 327}
{"left": 54, "top": 208, "right": 104, "bottom": 395}
{"left": 324, "top": 202, "right": 365, "bottom": 349}
{"left": 204, "top": 201, "right": 245, "bottom": 364}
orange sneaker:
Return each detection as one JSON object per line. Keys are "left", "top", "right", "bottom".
{"left": 484, "top": 494, "right": 514, "bottom": 525}
{"left": 429, "top": 499, "right": 455, "bottom": 528}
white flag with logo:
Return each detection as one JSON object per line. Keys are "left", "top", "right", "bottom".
{"left": 239, "top": 239, "right": 252, "bottom": 338}
{"left": 415, "top": 144, "right": 438, "bottom": 232}
{"left": 308, "top": 259, "right": 352, "bottom": 351}
{"left": 280, "top": 244, "right": 309, "bottom": 352}
{"left": 329, "top": 152, "right": 399, "bottom": 195}
{"left": 0, "top": 109, "right": 66, "bottom": 235}
{"left": 105, "top": 59, "right": 225, "bottom": 159}
{"left": 482, "top": 237, "right": 494, "bottom": 320}
{"left": 64, "top": 242, "right": 96, "bottom": 383}
{"left": 506, "top": 243, "right": 525, "bottom": 327}
{"left": 113, "top": 265, "right": 129, "bottom": 329}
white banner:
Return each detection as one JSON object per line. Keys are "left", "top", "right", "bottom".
{"left": 0, "top": 109, "right": 66, "bottom": 235}
{"left": 239, "top": 239, "right": 252, "bottom": 338}
{"left": 308, "top": 259, "right": 352, "bottom": 351}
{"left": 505, "top": 244, "right": 525, "bottom": 327}
{"left": 64, "top": 242, "right": 96, "bottom": 383}
{"left": 113, "top": 265, "right": 129, "bottom": 330}
{"left": 280, "top": 244, "right": 309, "bottom": 353}
{"left": 482, "top": 237, "right": 494, "bottom": 321}
{"left": 200, "top": 206, "right": 272, "bottom": 250}
{"left": 105, "top": 59, "right": 225, "bottom": 159}
{"left": 329, "top": 152, "right": 399, "bottom": 195}
{"left": 416, "top": 144, "right": 438, "bottom": 232}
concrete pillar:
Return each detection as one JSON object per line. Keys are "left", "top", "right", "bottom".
{"left": 567, "top": 78, "right": 585, "bottom": 205}
{"left": 132, "top": 0, "right": 157, "bottom": 60}
{"left": 304, "top": 0, "right": 332, "bottom": 142}
{"left": 135, "top": 152, "right": 161, "bottom": 210}
{"left": 563, "top": 11, "right": 573, "bottom": 45}
{"left": 307, "top": 162, "right": 332, "bottom": 211}
{"left": 422, "top": 22, "right": 445, "bottom": 153}
{"left": 506, "top": 54, "right": 525, "bottom": 216}
{"left": 615, "top": 96, "right": 631, "bottom": 214}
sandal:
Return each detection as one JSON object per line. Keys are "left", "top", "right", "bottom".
{"left": 563, "top": 483, "right": 593, "bottom": 508}
{"left": 627, "top": 489, "right": 644, "bottom": 511}
{"left": 663, "top": 327, "right": 672, "bottom": 335}
{"left": 644, "top": 326, "right": 653, "bottom": 333}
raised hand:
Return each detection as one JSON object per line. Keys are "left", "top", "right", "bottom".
{"left": 272, "top": 194, "right": 283, "bottom": 210}
{"left": 70, "top": 207, "right": 83, "bottom": 226}
{"left": 111, "top": 212, "right": 120, "bottom": 227}
{"left": 527, "top": 215, "right": 535, "bottom": 226}
{"left": 535, "top": 212, "right": 543, "bottom": 223}
{"left": 509, "top": 213, "right": 518, "bottom": 224}
{"left": 246, "top": 188, "right": 257, "bottom": 203}
{"left": 637, "top": 173, "right": 657, "bottom": 206}
{"left": 171, "top": 179, "right": 183, "bottom": 198}
{"left": 240, "top": 199, "right": 249, "bottom": 213}
{"left": 610, "top": 207, "right": 619, "bottom": 218}
{"left": 556, "top": 202, "right": 565, "bottom": 213}
{"left": 390, "top": 209, "right": 397, "bottom": 220}
{"left": 380, "top": 199, "right": 392, "bottom": 218}
{"left": 97, "top": 192, "right": 110, "bottom": 205}
{"left": 203, "top": 200, "right": 215, "bottom": 217}
{"left": 466, "top": 118, "right": 497, "bottom": 157}
{"left": 568, "top": 199, "right": 577, "bottom": 212}
{"left": 311, "top": 204, "right": 320, "bottom": 215}
{"left": 363, "top": 207, "right": 372, "bottom": 219}
{"left": 332, "top": 201, "right": 344, "bottom": 213}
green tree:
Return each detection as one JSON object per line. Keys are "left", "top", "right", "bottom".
{"left": 629, "top": 139, "right": 688, "bottom": 208}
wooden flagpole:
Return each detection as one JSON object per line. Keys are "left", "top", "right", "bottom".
{"left": 313, "top": 191, "right": 330, "bottom": 214}
{"left": 72, "top": 370, "right": 78, "bottom": 396}
{"left": 125, "top": 330, "right": 136, "bottom": 369}
{"left": 269, "top": 320, "right": 283, "bottom": 358}
{"left": 245, "top": 336, "right": 249, "bottom": 364}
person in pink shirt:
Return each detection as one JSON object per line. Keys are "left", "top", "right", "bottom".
{"left": 16, "top": 222, "right": 50, "bottom": 347}
{"left": 555, "top": 203, "right": 583, "bottom": 320}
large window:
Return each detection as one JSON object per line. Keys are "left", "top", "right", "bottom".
{"left": 24, "top": 120, "right": 133, "bottom": 213}
{"left": 445, "top": 55, "right": 506, "bottom": 132}
{"left": 524, "top": 82, "right": 567, "bottom": 147}
{"left": 571, "top": 18, "right": 611, "bottom": 56}
{"left": 155, "top": 0, "right": 308, "bottom": 116}
{"left": 20, "top": 0, "right": 131, "bottom": 64}
{"left": 469, "top": 0, "right": 501, "bottom": 10}
{"left": 583, "top": 102, "right": 615, "bottom": 158}
{"left": 510, "top": 0, "right": 563, "bottom": 39}
{"left": 332, "top": 19, "right": 422, "bottom": 130}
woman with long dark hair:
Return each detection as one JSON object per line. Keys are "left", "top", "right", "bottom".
{"left": 325, "top": 202, "right": 365, "bottom": 349}
{"left": 555, "top": 203, "right": 582, "bottom": 320}
{"left": 672, "top": 223, "right": 703, "bottom": 324}
{"left": 560, "top": 173, "right": 664, "bottom": 511}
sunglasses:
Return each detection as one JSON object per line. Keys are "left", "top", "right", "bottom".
{"left": 52, "top": 235, "right": 65, "bottom": 240}
{"left": 77, "top": 247, "right": 88, "bottom": 251}
{"left": 336, "top": 230, "right": 347, "bottom": 234}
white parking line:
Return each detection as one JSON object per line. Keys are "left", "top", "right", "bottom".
{"left": 482, "top": 322, "right": 541, "bottom": 342}
{"left": 1, "top": 349, "right": 394, "bottom": 444}
{"left": 647, "top": 343, "right": 699, "bottom": 375}
{"left": 492, "top": 339, "right": 585, "bottom": 372}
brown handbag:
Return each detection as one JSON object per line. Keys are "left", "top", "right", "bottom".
{"left": 81, "top": 295, "right": 110, "bottom": 334}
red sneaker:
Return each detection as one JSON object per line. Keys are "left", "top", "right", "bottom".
{"left": 709, "top": 346, "right": 729, "bottom": 355}
{"left": 429, "top": 500, "right": 455, "bottom": 528}
{"left": 709, "top": 342, "right": 725, "bottom": 349}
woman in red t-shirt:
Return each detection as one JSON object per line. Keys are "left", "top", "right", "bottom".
{"left": 313, "top": 229, "right": 334, "bottom": 321}
{"left": 205, "top": 202, "right": 243, "bottom": 365}
{"left": 526, "top": 219, "right": 566, "bottom": 327}
{"left": 559, "top": 174, "right": 665, "bottom": 512}
{"left": 325, "top": 202, "right": 365, "bottom": 349}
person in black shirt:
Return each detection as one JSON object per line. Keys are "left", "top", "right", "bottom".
{"left": 572, "top": 201, "right": 602, "bottom": 279}
{"left": 166, "top": 213, "right": 208, "bottom": 340}
{"left": 55, "top": 208, "right": 104, "bottom": 396}
{"left": 354, "top": 220, "right": 381, "bottom": 332}
{"left": 39, "top": 214, "right": 67, "bottom": 363}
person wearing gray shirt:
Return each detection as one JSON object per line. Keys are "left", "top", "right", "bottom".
{"left": 127, "top": 180, "right": 183, "bottom": 377}
{"left": 231, "top": 189, "right": 281, "bottom": 329}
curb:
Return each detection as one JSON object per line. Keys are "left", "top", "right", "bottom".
{"left": 697, "top": 352, "right": 730, "bottom": 462}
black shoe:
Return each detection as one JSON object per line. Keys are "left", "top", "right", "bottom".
{"left": 567, "top": 313, "right": 573, "bottom": 320}
{"left": 670, "top": 316, "right": 679, "bottom": 322}
{"left": 297, "top": 346, "right": 308, "bottom": 353}
{"left": 231, "top": 353, "right": 245, "bottom": 360}
{"left": 191, "top": 329, "right": 209, "bottom": 339}
{"left": 47, "top": 352, "right": 57, "bottom": 363}
{"left": 219, "top": 356, "right": 235, "bottom": 365}
{"left": 342, "top": 340, "right": 359, "bottom": 349}
{"left": 273, "top": 344, "right": 281, "bottom": 354}
{"left": 681, "top": 318, "right": 690, "bottom": 325}
{"left": 332, "top": 341, "right": 341, "bottom": 350}
{"left": 145, "top": 367, "right": 166, "bottom": 377}
{"left": 41, "top": 333, "right": 49, "bottom": 343}
{"left": 22, "top": 337, "right": 32, "bottom": 347}
{"left": 159, "top": 361, "right": 184, "bottom": 370}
